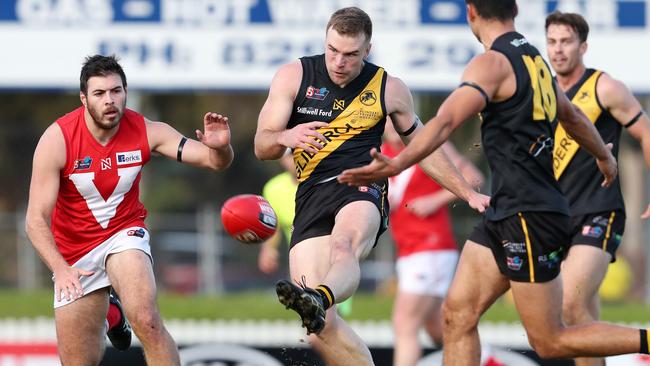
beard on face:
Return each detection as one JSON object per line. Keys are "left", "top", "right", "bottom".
{"left": 87, "top": 103, "right": 124, "bottom": 130}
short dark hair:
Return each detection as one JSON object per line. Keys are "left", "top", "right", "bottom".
{"left": 465, "top": 0, "right": 518, "bottom": 21}
{"left": 545, "top": 11, "right": 589, "bottom": 43}
{"left": 326, "top": 7, "right": 372, "bottom": 43}
{"left": 80, "top": 55, "right": 127, "bottom": 94}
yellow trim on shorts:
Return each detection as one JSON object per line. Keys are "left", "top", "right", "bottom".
{"left": 518, "top": 213, "right": 535, "bottom": 283}
{"left": 602, "top": 211, "right": 616, "bottom": 252}
{"left": 646, "top": 328, "right": 650, "bottom": 352}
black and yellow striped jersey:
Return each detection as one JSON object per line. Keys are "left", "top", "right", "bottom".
{"left": 289, "top": 54, "right": 387, "bottom": 197}
{"left": 480, "top": 32, "right": 569, "bottom": 220}
{"left": 553, "top": 69, "right": 624, "bottom": 215}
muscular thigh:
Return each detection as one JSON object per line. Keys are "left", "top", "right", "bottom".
{"left": 332, "top": 200, "right": 381, "bottom": 260}
{"left": 445, "top": 241, "right": 509, "bottom": 314}
{"left": 290, "top": 179, "right": 388, "bottom": 249}
{"left": 289, "top": 201, "right": 382, "bottom": 287}
{"left": 55, "top": 289, "right": 109, "bottom": 357}
{"left": 106, "top": 249, "right": 156, "bottom": 315}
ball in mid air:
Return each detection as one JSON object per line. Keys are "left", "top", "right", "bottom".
{"left": 221, "top": 194, "right": 277, "bottom": 244}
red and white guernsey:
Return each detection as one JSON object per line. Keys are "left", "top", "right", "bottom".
{"left": 53, "top": 107, "right": 150, "bottom": 265}
{"left": 383, "top": 143, "right": 457, "bottom": 258}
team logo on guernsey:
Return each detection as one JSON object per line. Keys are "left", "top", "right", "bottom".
{"left": 578, "top": 91, "right": 590, "bottom": 102}
{"left": 359, "top": 90, "right": 377, "bottom": 106}
{"left": 73, "top": 156, "right": 92, "bottom": 170}
{"left": 116, "top": 150, "right": 142, "bottom": 165}
{"left": 305, "top": 86, "right": 329, "bottom": 100}
{"left": 333, "top": 99, "right": 345, "bottom": 110}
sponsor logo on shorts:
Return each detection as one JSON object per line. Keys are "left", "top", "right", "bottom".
{"left": 127, "top": 228, "right": 146, "bottom": 238}
{"left": 502, "top": 240, "right": 527, "bottom": 254}
{"left": 73, "top": 156, "right": 93, "bottom": 170}
{"left": 581, "top": 225, "right": 604, "bottom": 238}
{"left": 507, "top": 256, "right": 523, "bottom": 271}
{"left": 615, "top": 234, "right": 622, "bottom": 244}
{"left": 538, "top": 248, "right": 563, "bottom": 269}
{"left": 358, "top": 186, "right": 380, "bottom": 199}
{"left": 592, "top": 216, "right": 610, "bottom": 226}
{"left": 116, "top": 150, "right": 142, "bottom": 165}
{"left": 306, "top": 86, "right": 329, "bottom": 100}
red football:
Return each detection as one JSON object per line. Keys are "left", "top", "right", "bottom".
{"left": 220, "top": 194, "right": 277, "bottom": 244}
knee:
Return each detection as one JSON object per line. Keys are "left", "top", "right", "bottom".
{"left": 129, "top": 307, "right": 165, "bottom": 339}
{"left": 562, "top": 295, "right": 591, "bottom": 325}
{"left": 528, "top": 328, "right": 573, "bottom": 359}
{"left": 330, "top": 236, "right": 354, "bottom": 261}
{"left": 442, "top": 297, "right": 480, "bottom": 334}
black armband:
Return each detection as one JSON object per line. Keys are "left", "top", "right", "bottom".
{"left": 624, "top": 110, "right": 644, "bottom": 129}
{"left": 177, "top": 137, "right": 188, "bottom": 162}
{"left": 398, "top": 116, "right": 420, "bottom": 137}
{"left": 459, "top": 81, "right": 490, "bottom": 106}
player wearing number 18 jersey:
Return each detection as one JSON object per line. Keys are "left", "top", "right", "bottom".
{"left": 339, "top": 0, "right": 649, "bottom": 364}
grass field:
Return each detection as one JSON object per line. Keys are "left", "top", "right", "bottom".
{"left": 1, "top": 289, "right": 648, "bottom": 323}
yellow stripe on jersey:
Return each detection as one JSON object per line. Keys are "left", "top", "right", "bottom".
{"left": 553, "top": 71, "right": 603, "bottom": 179}
{"left": 602, "top": 211, "right": 616, "bottom": 252}
{"left": 294, "top": 68, "right": 386, "bottom": 183}
{"left": 518, "top": 213, "right": 536, "bottom": 283}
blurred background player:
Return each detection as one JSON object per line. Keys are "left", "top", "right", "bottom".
{"left": 254, "top": 7, "right": 488, "bottom": 365}
{"left": 25, "top": 55, "right": 233, "bottom": 366}
{"left": 545, "top": 11, "right": 650, "bottom": 366}
{"left": 383, "top": 120, "right": 484, "bottom": 366}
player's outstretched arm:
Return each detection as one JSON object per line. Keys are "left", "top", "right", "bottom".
{"left": 556, "top": 86, "right": 617, "bottom": 187}
{"left": 254, "top": 62, "right": 327, "bottom": 160}
{"left": 147, "top": 112, "right": 233, "bottom": 170}
{"left": 598, "top": 73, "right": 650, "bottom": 217}
{"left": 339, "top": 53, "right": 502, "bottom": 200}
{"left": 25, "top": 124, "right": 94, "bottom": 302}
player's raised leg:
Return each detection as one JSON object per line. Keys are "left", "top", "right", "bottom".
{"left": 511, "top": 276, "right": 641, "bottom": 359}
{"left": 284, "top": 200, "right": 380, "bottom": 365}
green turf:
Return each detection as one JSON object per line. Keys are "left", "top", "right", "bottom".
{"left": 0, "top": 289, "right": 647, "bottom": 324}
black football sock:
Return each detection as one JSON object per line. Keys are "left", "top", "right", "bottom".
{"left": 315, "top": 285, "right": 335, "bottom": 309}
{"left": 641, "top": 329, "right": 649, "bottom": 354}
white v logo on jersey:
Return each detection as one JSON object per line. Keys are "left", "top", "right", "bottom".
{"left": 69, "top": 166, "right": 141, "bottom": 229}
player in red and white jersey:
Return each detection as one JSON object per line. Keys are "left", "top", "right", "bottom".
{"left": 383, "top": 120, "right": 484, "bottom": 366}
{"left": 25, "top": 55, "right": 233, "bottom": 366}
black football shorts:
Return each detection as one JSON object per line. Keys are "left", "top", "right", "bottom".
{"left": 568, "top": 210, "right": 625, "bottom": 262}
{"left": 469, "top": 211, "right": 571, "bottom": 283}
{"left": 290, "top": 179, "right": 389, "bottom": 249}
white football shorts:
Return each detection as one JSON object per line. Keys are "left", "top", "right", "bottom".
{"left": 395, "top": 250, "right": 459, "bottom": 297}
{"left": 53, "top": 226, "right": 152, "bottom": 308}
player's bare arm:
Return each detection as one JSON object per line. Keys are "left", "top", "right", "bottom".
{"left": 556, "top": 86, "right": 617, "bottom": 186}
{"left": 339, "top": 52, "right": 507, "bottom": 187}
{"left": 254, "top": 61, "right": 328, "bottom": 160}
{"left": 25, "top": 124, "right": 94, "bottom": 302}
{"left": 598, "top": 73, "right": 650, "bottom": 216}
{"left": 381, "top": 75, "right": 485, "bottom": 208}
{"left": 146, "top": 112, "right": 233, "bottom": 170}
